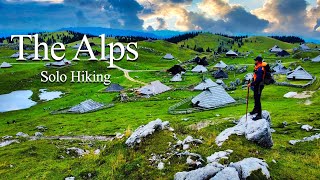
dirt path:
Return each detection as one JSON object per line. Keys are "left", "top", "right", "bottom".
{"left": 106, "top": 62, "right": 160, "bottom": 85}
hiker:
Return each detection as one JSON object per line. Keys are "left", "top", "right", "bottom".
{"left": 248, "top": 56, "right": 266, "bottom": 120}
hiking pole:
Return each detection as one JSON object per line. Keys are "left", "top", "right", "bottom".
{"left": 245, "top": 81, "right": 250, "bottom": 122}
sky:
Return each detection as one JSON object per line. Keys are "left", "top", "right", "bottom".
{"left": 0, "top": 0, "right": 319, "bottom": 40}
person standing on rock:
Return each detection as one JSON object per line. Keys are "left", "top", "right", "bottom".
{"left": 248, "top": 56, "right": 266, "bottom": 120}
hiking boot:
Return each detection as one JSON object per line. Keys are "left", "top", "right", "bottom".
{"left": 252, "top": 115, "right": 262, "bottom": 121}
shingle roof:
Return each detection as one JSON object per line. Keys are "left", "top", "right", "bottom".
{"left": 48, "top": 59, "right": 71, "bottom": 67}
{"left": 214, "top": 70, "right": 228, "bottom": 79}
{"left": 163, "top": 53, "right": 174, "bottom": 60}
{"left": 191, "top": 65, "right": 208, "bottom": 73}
{"left": 0, "top": 62, "right": 12, "bottom": 68}
{"left": 26, "top": 54, "right": 42, "bottom": 60}
{"left": 191, "top": 86, "right": 236, "bottom": 109}
{"left": 105, "top": 83, "right": 124, "bottom": 92}
{"left": 269, "top": 45, "right": 283, "bottom": 53}
{"left": 226, "top": 50, "right": 238, "bottom": 56}
{"left": 312, "top": 55, "right": 320, "bottom": 62}
{"left": 214, "top": 61, "right": 228, "bottom": 69}
{"left": 299, "top": 44, "right": 311, "bottom": 50}
{"left": 10, "top": 52, "right": 19, "bottom": 58}
{"left": 273, "top": 63, "right": 289, "bottom": 74}
{"left": 138, "top": 80, "right": 171, "bottom": 95}
{"left": 68, "top": 99, "right": 105, "bottom": 113}
{"left": 170, "top": 74, "right": 182, "bottom": 82}
{"left": 194, "top": 78, "right": 218, "bottom": 90}
{"left": 287, "top": 66, "right": 313, "bottom": 80}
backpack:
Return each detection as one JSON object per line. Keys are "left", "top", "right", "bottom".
{"left": 263, "top": 63, "right": 275, "bottom": 85}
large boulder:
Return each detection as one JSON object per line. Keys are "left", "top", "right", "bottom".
{"left": 125, "top": 119, "right": 171, "bottom": 147}
{"left": 215, "top": 110, "right": 273, "bottom": 148}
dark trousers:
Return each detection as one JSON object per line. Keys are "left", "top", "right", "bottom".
{"left": 253, "top": 85, "right": 264, "bottom": 116}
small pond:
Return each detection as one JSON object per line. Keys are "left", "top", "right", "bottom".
{"left": 39, "top": 89, "right": 63, "bottom": 101}
{"left": 0, "top": 90, "right": 37, "bottom": 113}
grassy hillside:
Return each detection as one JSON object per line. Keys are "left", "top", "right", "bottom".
{"left": 0, "top": 32, "right": 320, "bottom": 179}
{"left": 177, "top": 33, "right": 233, "bottom": 52}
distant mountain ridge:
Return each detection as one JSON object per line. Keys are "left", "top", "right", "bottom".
{"left": 58, "top": 27, "right": 184, "bottom": 39}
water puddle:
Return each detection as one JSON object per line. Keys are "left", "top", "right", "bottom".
{"left": 0, "top": 90, "right": 36, "bottom": 113}
{"left": 39, "top": 89, "right": 63, "bottom": 101}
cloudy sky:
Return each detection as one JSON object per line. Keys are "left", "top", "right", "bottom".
{"left": 0, "top": 0, "right": 319, "bottom": 40}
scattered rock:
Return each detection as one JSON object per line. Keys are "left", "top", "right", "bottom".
{"left": 229, "top": 158, "right": 270, "bottom": 179}
{"left": 210, "top": 167, "right": 240, "bottom": 180}
{"left": 2, "top": 135, "right": 13, "bottom": 140}
{"left": 35, "top": 132, "right": 43, "bottom": 137}
{"left": 174, "top": 162, "right": 224, "bottom": 180}
{"left": 65, "top": 177, "right": 75, "bottom": 180}
{"left": 270, "top": 129, "right": 276, "bottom": 133}
{"left": 125, "top": 119, "right": 172, "bottom": 147}
{"left": 182, "top": 136, "right": 203, "bottom": 145}
{"left": 176, "top": 151, "right": 204, "bottom": 163}
{"left": 115, "top": 133, "right": 124, "bottom": 139}
{"left": 207, "top": 150, "right": 233, "bottom": 163}
{"left": 0, "top": 140, "right": 19, "bottom": 147}
{"left": 16, "top": 132, "right": 29, "bottom": 138}
{"left": 36, "top": 125, "right": 48, "bottom": 132}
{"left": 282, "top": 121, "right": 288, "bottom": 127}
{"left": 289, "top": 133, "right": 320, "bottom": 145}
{"left": 157, "top": 162, "right": 164, "bottom": 170}
{"left": 94, "top": 149, "right": 101, "bottom": 155}
{"left": 215, "top": 110, "right": 273, "bottom": 148}
{"left": 66, "top": 147, "right": 89, "bottom": 157}
{"left": 272, "top": 159, "right": 277, "bottom": 164}
{"left": 301, "top": 125, "right": 313, "bottom": 131}
{"left": 284, "top": 91, "right": 315, "bottom": 99}
{"left": 304, "top": 99, "right": 312, "bottom": 105}
{"left": 283, "top": 92, "right": 298, "bottom": 98}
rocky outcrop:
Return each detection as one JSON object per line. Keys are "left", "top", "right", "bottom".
{"left": 215, "top": 110, "right": 273, "bottom": 148}
{"left": 16, "top": 132, "right": 29, "bottom": 138}
{"left": 0, "top": 140, "right": 19, "bottom": 148}
{"left": 125, "top": 119, "right": 172, "bottom": 147}
{"left": 174, "top": 158, "right": 270, "bottom": 180}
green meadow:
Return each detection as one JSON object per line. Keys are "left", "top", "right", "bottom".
{"left": 0, "top": 32, "right": 320, "bottom": 179}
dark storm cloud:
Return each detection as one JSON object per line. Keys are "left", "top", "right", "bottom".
{"left": 188, "top": 6, "right": 269, "bottom": 34}
{"left": 0, "top": 0, "right": 144, "bottom": 32}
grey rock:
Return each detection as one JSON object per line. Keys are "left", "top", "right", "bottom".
{"left": 210, "top": 167, "right": 240, "bottom": 180}
{"left": 229, "top": 158, "right": 270, "bottom": 179}
{"left": 36, "top": 125, "right": 48, "bottom": 132}
{"left": 289, "top": 133, "right": 320, "bottom": 145}
{"left": 35, "top": 132, "right": 43, "bottom": 137}
{"left": 16, "top": 132, "right": 29, "bottom": 138}
{"left": 216, "top": 110, "right": 273, "bottom": 148}
{"left": 0, "top": 140, "right": 19, "bottom": 147}
{"left": 174, "top": 162, "right": 224, "bottom": 180}
{"left": 65, "top": 177, "right": 75, "bottom": 180}
{"left": 2, "top": 135, "right": 13, "bottom": 140}
{"left": 66, "top": 147, "right": 89, "bottom": 156}
{"left": 207, "top": 150, "right": 233, "bottom": 163}
{"left": 125, "top": 119, "right": 172, "bottom": 147}
{"left": 158, "top": 162, "right": 164, "bottom": 170}
{"left": 301, "top": 125, "right": 313, "bottom": 131}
